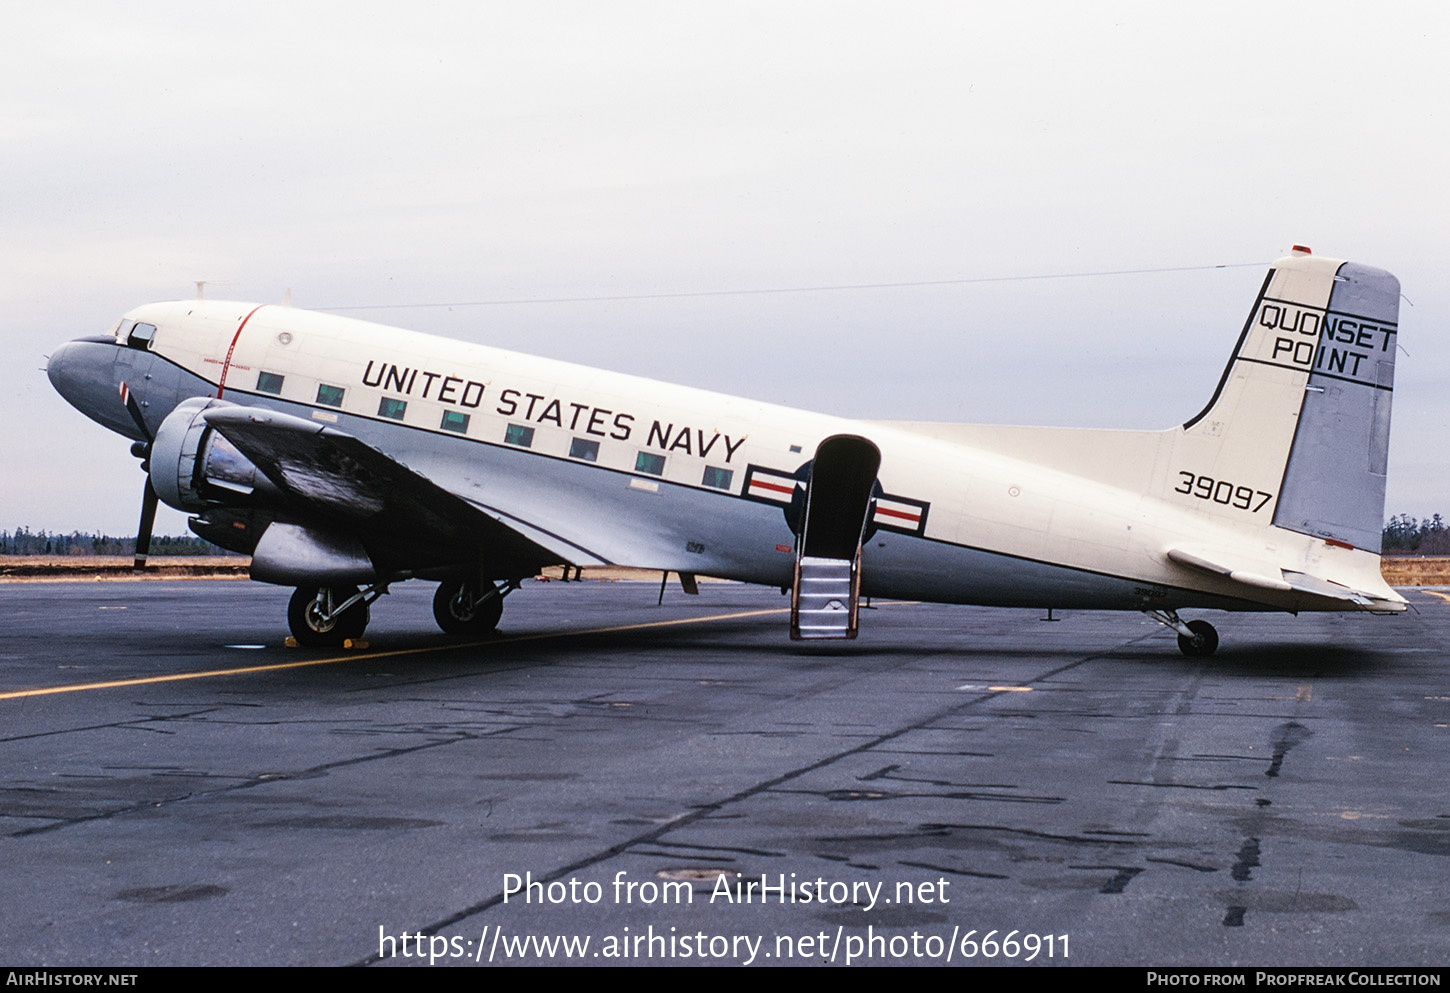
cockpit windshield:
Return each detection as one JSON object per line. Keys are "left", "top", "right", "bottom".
{"left": 126, "top": 322, "right": 157, "bottom": 349}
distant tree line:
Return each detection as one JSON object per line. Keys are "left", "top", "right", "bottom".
{"left": 0, "top": 528, "right": 229, "bottom": 556}
{"left": 4, "top": 517, "right": 1447, "bottom": 557}
{"left": 1382, "top": 515, "right": 1450, "bottom": 555}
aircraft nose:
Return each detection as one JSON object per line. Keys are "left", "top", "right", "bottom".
{"left": 47, "top": 336, "right": 141, "bottom": 440}
{"left": 46, "top": 340, "right": 80, "bottom": 395}
{"left": 48, "top": 338, "right": 109, "bottom": 402}
{"left": 46, "top": 339, "right": 88, "bottom": 401}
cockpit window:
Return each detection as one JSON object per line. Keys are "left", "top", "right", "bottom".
{"left": 114, "top": 320, "right": 135, "bottom": 343}
{"left": 127, "top": 322, "right": 157, "bottom": 349}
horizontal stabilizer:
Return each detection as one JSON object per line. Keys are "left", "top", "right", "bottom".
{"left": 1280, "top": 571, "right": 1379, "bottom": 607}
{"left": 1166, "top": 545, "right": 1403, "bottom": 609}
{"left": 1165, "top": 546, "right": 1291, "bottom": 593}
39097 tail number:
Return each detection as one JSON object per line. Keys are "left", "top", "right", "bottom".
{"left": 1174, "top": 472, "right": 1273, "bottom": 512}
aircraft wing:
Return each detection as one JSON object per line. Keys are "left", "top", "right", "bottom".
{"left": 202, "top": 406, "right": 562, "bottom": 578}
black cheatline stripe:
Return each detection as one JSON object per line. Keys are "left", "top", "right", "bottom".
{"left": 1182, "top": 269, "right": 1275, "bottom": 430}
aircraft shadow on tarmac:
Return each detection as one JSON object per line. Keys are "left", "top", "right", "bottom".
{"left": 278, "top": 617, "right": 1390, "bottom": 679}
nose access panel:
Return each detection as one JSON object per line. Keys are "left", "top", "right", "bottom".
{"left": 791, "top": 435, "right": 881, "bottom": 640}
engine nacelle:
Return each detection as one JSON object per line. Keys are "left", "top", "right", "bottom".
{"left": 149, "top": 397, "right": 281, "bottom": 511}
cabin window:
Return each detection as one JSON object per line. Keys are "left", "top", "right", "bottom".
{"left": 441, "top": 410, "right": 469, "bottom": 434}
{"left": 257, "top": 371, "right": 284, "bottom": 395}
{"left": 127, "top": 322, "right": 157, "bottom": 350}
{"left": 316, "top": 384, "right": 345, "bottom": 407}
{"left": 569, "top": 438, "right": 600, "bottom": 462}
{"left": 635, "top": 452, "right": 666, "bottom": 476}
{"left": 378, "top": 397, "right": 407, "bottom": 420}
{"left": 702, "top": 466, "right": 733, "bottom": 490}
{"left": 505, "top": 423, "right": 534, "bottom": 448}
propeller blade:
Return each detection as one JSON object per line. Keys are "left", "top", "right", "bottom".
{"left": 134, "top": 479, "right": 158, "bottom": 571}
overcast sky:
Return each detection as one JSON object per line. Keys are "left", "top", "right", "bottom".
{"left": 4, "top": 1, "right": 1447, "bottom": 538}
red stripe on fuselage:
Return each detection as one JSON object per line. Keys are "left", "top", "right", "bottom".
{"left": 216, "top": 305, "right": 266, "bottom": 399}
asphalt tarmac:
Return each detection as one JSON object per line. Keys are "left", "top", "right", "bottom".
{"left": 1, "top": 578, "right": 1447, "bottom": 967}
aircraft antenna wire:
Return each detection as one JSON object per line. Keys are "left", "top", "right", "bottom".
{"left": 316, "top": 261, "right": 1269, "bottom": 312}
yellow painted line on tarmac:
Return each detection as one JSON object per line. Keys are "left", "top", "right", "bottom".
{"left": 1421, "top": 591, "right": 1450, "bottom": 604}
{"left": 0, "top": 607, "right": 790, "bottom": 702}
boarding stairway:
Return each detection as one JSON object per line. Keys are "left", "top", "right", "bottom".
{"left": 791, "top": 554, "right": 861, "bottom": 639}
{"left": 789, "top": 436, "right": 881, "bottom": 641}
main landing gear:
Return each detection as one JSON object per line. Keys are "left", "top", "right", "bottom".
{"left": 285, "top": 578, "right": 515, "bottom": 647}
{"left": 432, "top": 578, "right": 513, "bottom": 636}
{"left": 1145, "top": 610, "right": 1220, "bottom": 657}
{"left": 288, "top": 585, "right": 378, "bottom": 648}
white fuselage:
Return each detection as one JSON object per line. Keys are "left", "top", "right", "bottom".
{"left": 96, "top": 298, "right": 1396, "bottom": 613}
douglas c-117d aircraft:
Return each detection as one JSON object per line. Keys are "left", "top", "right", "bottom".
{"left": 47, "top": 247, "right": 1404, "bottom": 654}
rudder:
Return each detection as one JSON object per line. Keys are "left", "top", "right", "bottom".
{"left": 1273, "top": 262, "right": 1398, "bottom": 550}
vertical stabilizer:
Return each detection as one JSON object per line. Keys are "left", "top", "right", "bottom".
{"left": 1166, "top": 250, "right": 1398, "bottom": 552}
{"left": 1168, "top": 250, "right": 1342, "bottom": 525}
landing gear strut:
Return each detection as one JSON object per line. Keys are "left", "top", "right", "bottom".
{"left": 433, "top": 578, "right": 512, "bottom": 636}
{"left": 288, "top": 585, "right": 377, "bottom": 647}
{"left": 1145, "top": 610, "right": 1219, "bottom": 657}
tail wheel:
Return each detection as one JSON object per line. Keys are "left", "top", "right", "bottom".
{"left": 1177, "top": 619, "right": 1219, "bottom": 657}
{"left": 288, "top": 586, "right": 369, "bottom": 647}
{"left": 433, "top": 580, "right": 504, "bottom": 635}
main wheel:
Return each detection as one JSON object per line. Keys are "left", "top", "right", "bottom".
{"left": 288, "top": 586, "right": 369, "bottom": 647}
{"left": 1176, "top": 619, "right": 1219, "bottom": 657}
{"left": 433, "top": 580, "right": 504, "bottom": 635}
